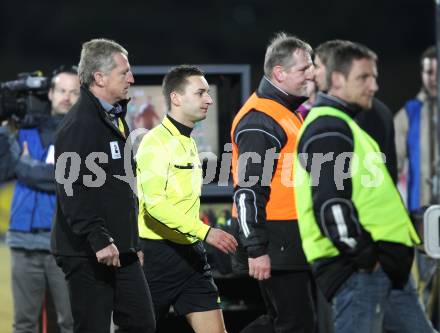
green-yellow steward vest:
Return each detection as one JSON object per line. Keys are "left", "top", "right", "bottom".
{"left": 294, "top": 106, "right": 420, "bottom": 264}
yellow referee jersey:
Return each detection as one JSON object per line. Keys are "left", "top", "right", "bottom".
{"left": 136, "top": 116, "right": 210, "bottom": 244}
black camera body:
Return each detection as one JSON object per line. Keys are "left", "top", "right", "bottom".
{"left": 0, "top": 71, "right": 51, "bottom": 127}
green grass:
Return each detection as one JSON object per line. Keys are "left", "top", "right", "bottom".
{"left": 0, "top": 242, "right": 12, "bottom": 332}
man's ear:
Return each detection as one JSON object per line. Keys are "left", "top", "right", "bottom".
{"left": 331, "top": 71, "right": 345, "bottom": 90}
{"left": 272, "top": 65, "right": 285, "bottom": 83}
{"left": 48, "top": 88, "right": 54, "bottom": 102}
{"left": 170, "top": 91, "right": 181, "bottom": 107}
{"left": 93, "top": 72, "right": 106, "bottom": 88}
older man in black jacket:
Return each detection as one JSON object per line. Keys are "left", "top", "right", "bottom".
{"left": 52, "top": 38, "right": 155, "bottom": 333}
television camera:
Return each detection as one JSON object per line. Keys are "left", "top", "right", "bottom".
{"left": 0, "top": 71, "right": 50, "bottom": 127}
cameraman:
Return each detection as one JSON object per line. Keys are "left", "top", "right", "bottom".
{"left": 0, "top": 68, "right": 79, "bottom": 333}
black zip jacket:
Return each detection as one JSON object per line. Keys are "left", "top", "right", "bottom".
{"left": 51, "top": 86, "right": 139, "bottom": 256}
{"left": 231, "top": 77, "right": 309, "bottom": 272}
{"left": 356, "top": 97, "right": 397, "bottom": 183}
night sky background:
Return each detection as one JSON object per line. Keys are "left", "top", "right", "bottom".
{"left": 0, "top": 0, "right": 435, "bottom": 112}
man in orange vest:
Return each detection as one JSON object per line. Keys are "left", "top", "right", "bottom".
{"left": 230, "top": 32, "right": 315, "bottom": 332}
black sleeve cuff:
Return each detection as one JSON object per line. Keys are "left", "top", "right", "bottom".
{"left": 87, "top": 227, "right": 114, "bottom": 253}
{"left": 203, "top": 227, "right": 212, "bottom": 241}
{"left": 346, "top": 241, "right": 378, "bottom": 271}
{"left": 246, "top": 245, "right": 268, "bottom": 258}
{"left": 134, "top": 237, "right": 141, "bottom": 252}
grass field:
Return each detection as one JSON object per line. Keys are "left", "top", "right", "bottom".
{"left": 0, "top": 241, "right": 12, "bottom": 332}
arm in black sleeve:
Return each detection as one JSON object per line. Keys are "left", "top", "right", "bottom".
{"left": 55, "top": 121, "right": 113, "bottom": 253}
{"left": 14, "top": 156, "right": 55, "bottom": 192}
{"left": 58, "top": 181, "right": 113, "bottom": 253}
{"left": 0, "top": 126, "right": 56, "bottom": 192}
{"left": 376, "top": 100, "right": 398, "bottom": 184}
{"left": 233, "top": 111, "right": 286, "bottom": 258}
{"left": 298, "top": 116, "right": 377, "bottom": 270}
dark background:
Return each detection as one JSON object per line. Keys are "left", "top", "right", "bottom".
{"left": 1, "top": 1, "right": 435, "bottom": 331}
{"left": 0, "top": 0, "right": 435, "bottom": 112}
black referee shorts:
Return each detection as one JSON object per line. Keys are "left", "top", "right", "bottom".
{"left": 141, "top": 239, "right": 221, "bottom": 319}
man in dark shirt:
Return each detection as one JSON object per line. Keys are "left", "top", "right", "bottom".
{"left": 53, "top": 38, "right": 155, "bottom": 333}
{"left": 314, "top": 39, "right": 397, "bottom": 182}
{"left": 230, "top": 32, "right": 316, "bottom": 333}
{"left": 295, "top": 41, "right": 433, "bottom": 333}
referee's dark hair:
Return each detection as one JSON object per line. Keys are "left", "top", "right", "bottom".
{"left": 162, "top": 65, "right": 204, "bottom": 111}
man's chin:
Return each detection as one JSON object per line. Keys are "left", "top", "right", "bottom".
{"left": 194, "top": 114, "right": 207, "bottom": 123}
{"left": 53, "top": 110, "right": 69, "bottom": 115}
{"left": 362, "top": 101, "right": 373, "bottom": 110}
{"left": 55, "top": 106, "right": 71, "bottom": 114}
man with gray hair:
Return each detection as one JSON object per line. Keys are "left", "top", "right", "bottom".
{"left": 230, "top": 32, "right": 315, "bottom": 332}
{"left": 52, "top": 38, "right": 155, "bottom": 333}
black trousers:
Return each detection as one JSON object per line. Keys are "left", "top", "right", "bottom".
{"left": 241, "top": 270, "right": 316, "bottom": 333}
{"left": 56, "top": 253, "right": 156, "bottom": 333}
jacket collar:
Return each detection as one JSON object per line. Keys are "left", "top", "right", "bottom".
{"left": 256, "top": 76, "right": 308, "bottom": 112}
{"left": 161, "top": 114, "right": 193, "bottom": 138}
{"left": 314, "top": 92, "right": 362, "bottom": 119}
{"left": 80, "top": 85, "right": 130, "bottom": 117}
{"left": 166, "top": 115, "right": 192, "bottom": 137}
{"left": 417, "top": 89, "right": 436, "bottom": 104}
{"left": 80, "top": 85, "right": 129, "bottom": 139}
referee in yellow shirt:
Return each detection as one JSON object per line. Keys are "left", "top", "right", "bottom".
{"left": 136, "top": 65, "right": 237, "bottom": 333}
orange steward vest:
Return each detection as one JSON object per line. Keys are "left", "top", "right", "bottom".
{"left": 231, "top": 93, "right": 303, "bottom": 221}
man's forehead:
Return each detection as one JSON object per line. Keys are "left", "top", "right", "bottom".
{"left": 186, "top": 75, "right": 209, "bottom": 89}
{"left": 351, "top": 58, "right": 376, "bottom": 72}
{"left": 422, "top": 57, "right": 437, "bottom": 70}
{"left": 53, "top": 73, "right": 79, "bottom": 87}
{"left": 291, "top": 49, "right": 313, "bottom": 67}
{"left": 114, "top": 52, "right": 130, "bottom": 67}
{"left": 293, "top": 48, "right": 311, "bottom": 59}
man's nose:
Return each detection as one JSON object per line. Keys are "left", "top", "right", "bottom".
{"left": 370, "top": 78, "right": 379, "bottom": 93}
{"left": 306, "top": 68, "right": 315, "bottom": 81}
{"left": 127, "top": 71, "right": 135, "bottom": 84}
{"left": 205, "top": 94, "right": 213, "bottom": 105}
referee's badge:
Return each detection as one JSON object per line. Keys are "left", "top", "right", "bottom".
{"left": 110, "top": 141, "right": 122, "bottom": 159}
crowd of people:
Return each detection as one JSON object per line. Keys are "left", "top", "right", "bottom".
{"left": 0, "top": 34, "right": 438, "bottom": 333}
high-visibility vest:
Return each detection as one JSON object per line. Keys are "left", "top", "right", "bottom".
{"left": 136, "top": 116, "right": 209, "bottom": 244}
{"left": 231, "top": 93, "right": 303, "bottom": 221}
{"left": 294, "top": 106, "right": 420, "bottom": 263}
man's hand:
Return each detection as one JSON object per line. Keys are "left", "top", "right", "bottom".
{"left": 21, "top": 141, "right": 29, "bottom": 157}
{"left": 205, "top": 228, "right": 238, "bottom": 254}
{"left": 137, "top": 250, "right": 144, "bottom": 267}
{"left": 96, "top": 243, "right": 120, "bottom": 267}
{"left": 249, "top": 254, "right": 271, "bottom": 280}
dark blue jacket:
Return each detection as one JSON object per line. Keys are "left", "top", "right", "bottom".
{"left": 9, "top": 128, "right": 55, "bottom": 232}
{"left": 405, "top": 99, "right": 424, "bottom": 212}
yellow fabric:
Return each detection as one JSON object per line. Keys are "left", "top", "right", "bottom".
{"left": 294, "top": 106, "right": 420, "bottom": 263}
{"left": 136, "top": 117, "right": 210, "bottom": 244}
{"left": 117, "top": 118, "right": 125, "bottom": 137}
